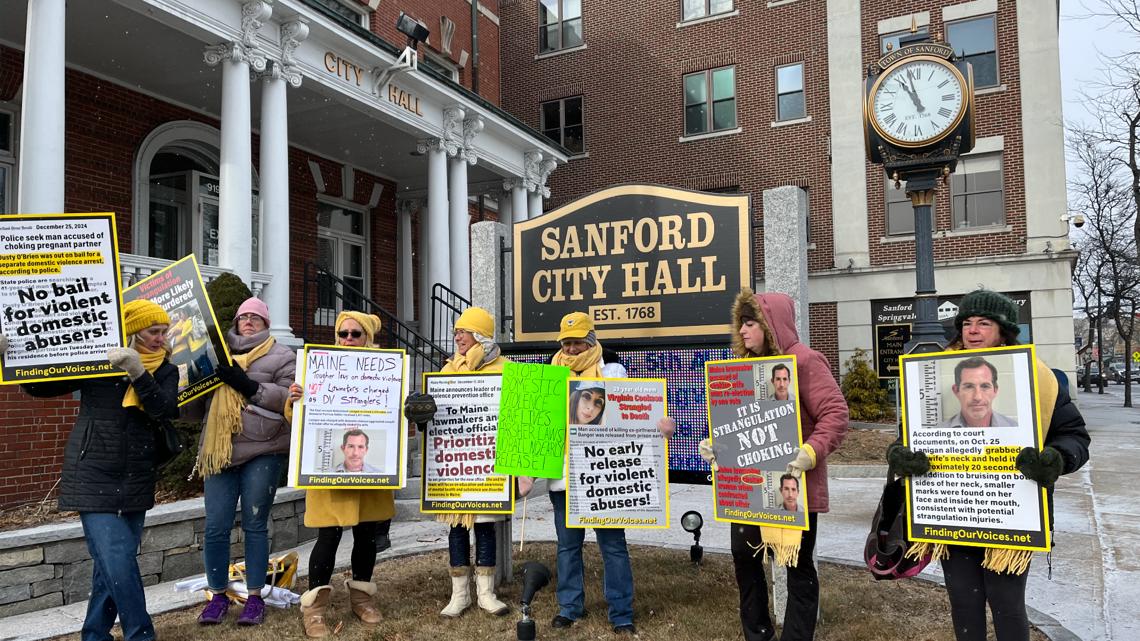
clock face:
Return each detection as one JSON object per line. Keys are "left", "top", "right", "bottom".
{"left": 871, "top": 58, "right": 965, "bottom": 146}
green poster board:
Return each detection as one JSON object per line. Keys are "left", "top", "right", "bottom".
{"left": 493, "top": 361, "right": 570, "bottom": 478}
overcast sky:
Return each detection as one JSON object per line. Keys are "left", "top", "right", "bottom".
{"left": 1059, "top": 1, "right": 1133, "bottom": 148}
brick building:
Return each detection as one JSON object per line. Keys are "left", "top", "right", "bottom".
{"left": 0, "top": 0, "right": 566, "bottom": 509}
{"left": 496, "top": 0, "right": 1074, "bottom": 379}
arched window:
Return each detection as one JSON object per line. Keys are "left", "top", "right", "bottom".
{"left": 133, "top": 121, "right": 260, "bottom": 268}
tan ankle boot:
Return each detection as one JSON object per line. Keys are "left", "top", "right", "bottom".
{"left": 474, "top": 566, "right": 510, "bottom": 616}
{"left": 299, "top": 586, "right": 332, "bottom": 638}
{"left": 346, "top": 580, "right": 382, "bottom": 624}
{"left": 440, "top": 566, "right": 471, "bottom": 618}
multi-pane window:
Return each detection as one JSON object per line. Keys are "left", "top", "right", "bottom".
{"left": 776, "top": 63, "right": 805, "bottom": 121}
{"left": 684, "top": 66, "right": 736, "bottom": 136}
{"left": 541, "top": 97, "right": 584, "bottom": 154}
{"left": 312, "top": 0, "right": 369, "bottom": 28}
{"left": 317, "top": 202, "right": 368, "bottom": 313}
{"left": 947, "top": 15, "right": 998, "bottom": 88}
{"left": 539, "top": 0, "right": 582, "bottom": 53}
{"left": 682, "top": 0, "right": 733, "bottom": 21}
{"left": 951, "top": 153, "right": 1003, "bottom": 229}
{"left": 885, "top": 178, "right": 935, "bottom": 236}
{"left": 0, "top": 110, "right": 12, "bottom": 213}
{"left": 880, "top": 26, "right": 928, "bottom": 53}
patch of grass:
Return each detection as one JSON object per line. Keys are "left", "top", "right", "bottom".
{"left": 54, "top": 544, "right": 1045, "bottom": 641}
{"left": 829, "top": 428, "right": 898, "bottom": 465}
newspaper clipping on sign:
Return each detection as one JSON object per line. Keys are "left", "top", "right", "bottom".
{"left": 705, "top": 355, "right": 808, "bottom": 529}
{"left": 289, "top": 345, "right": 408, "bottom": 489}
{"left": 421, "top": 372, "right": 513, "bottom": 514}
{"left": 565, "top": 377, "right": 669, "bottom": 529}
{"left": 0, "top": 213, "right": 125, "bottom": 384}
{"left": 122, "top": 255, "right": 231, "bottom": 404}
{"left": 901, "top": 345, "right": 1050, "bottom": 551}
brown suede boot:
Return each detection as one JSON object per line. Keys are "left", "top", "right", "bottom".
{"left": 346, "top": 580, "right": 382, "bottom": 624}
{"left": 299, "top": 586, "right": 332, "bottom": 638}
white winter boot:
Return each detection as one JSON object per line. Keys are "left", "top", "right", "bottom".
{"left": 440, "top": 566, "right": 472, "bottom": 618}
{"left": 474, "top": 566, "right": 510, "bottom": 616}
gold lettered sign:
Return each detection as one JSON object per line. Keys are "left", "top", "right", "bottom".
{"left": 512, "top": 185, "right": 751, "bottom": 341}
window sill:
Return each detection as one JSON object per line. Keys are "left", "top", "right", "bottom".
{"left": 807, "top": 242, "right": 817, "bottom": 250}
{"left": 767, "top": 0, "right": 798, "bottom": 6}
{"left": 942, "top": 224, "right": 1011, "bottom": 238}
{"left": 975, "top": 83, "right": 1007, "bottom": 96}
{"left": 678, "top": 127, "right": 743, "bottom": 143}
{"left": 536, "top": 44, "right": 587, "bottom": 61}
{"left": 568, "top": 152, "right": 590, "bottom": 161}
{"left": 771, "top": 115, "right": 812, "bottom": 128}
{"left": 677, "top": 9, "right": 739, "bottom": 28}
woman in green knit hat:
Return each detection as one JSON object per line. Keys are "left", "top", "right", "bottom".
{"left": 888, "top": 289, "right": 1090, "bottom": 641}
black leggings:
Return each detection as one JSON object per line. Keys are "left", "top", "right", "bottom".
{"left": 941, "top": 546, "right": 1030, "bottom": 641}
{"left": 730, "top": 513, "right": 819, "bottom": 641}
{"left": 308, "top": 521, "right": 379, "bottom": 587}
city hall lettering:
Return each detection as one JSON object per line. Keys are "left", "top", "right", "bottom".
{"left": 514, "top": 185, "right": 751, "bottom": 342}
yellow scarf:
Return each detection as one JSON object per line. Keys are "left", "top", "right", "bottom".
{"left": 198, "top": 336, "right": 276, "bottom": 477}
{"left": 748, "top": 526, "right": 803, "bottom": 567}
{"left": 121, "top": 348, "right": 169, "bottom": 409}
{"left": 906, "top": 357, "right": 1059, "bottom": 574}
{"left": 551, "top": 342, "right": 603, "bottom": 377}
{"left": 445, "top": 343, "right": 486, "bottom": 373}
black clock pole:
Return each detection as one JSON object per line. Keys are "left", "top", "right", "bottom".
{"left": 905, "top": 168, "right": 946, "bottom": 354}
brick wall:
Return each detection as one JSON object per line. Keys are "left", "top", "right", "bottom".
{"left": 809, "top": 302, "right": 840, "bottom": 380}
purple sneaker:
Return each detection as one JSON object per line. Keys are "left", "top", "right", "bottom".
{"left": 237, "top": 594, "right": 266, "bottom": 626}
{"left": 198, "top": 593, "right": 230, "bottom": 625}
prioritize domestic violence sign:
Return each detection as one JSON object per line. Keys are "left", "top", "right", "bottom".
{"left": 494, "top": 361, "right": 570, "bottom": 478}
{"left": 123, "top": 255, "right": 230, "bottom": 404}
{"left": 705, "top": 355, "right": 808, "bottom": 529}
{"left": 0, "top": 213, "right": 124, "bottom": 383}
{"left": 422, "top": 373, "right": 513, "bottom": 514}
{"left": 900, "top": 345, "right": 1049, "bottom": 551}
{"left": 565, "top": 378, "right": 669, "bottom": 528}
{"left": 289, "top": 345, "right": 408, "bottom": 489}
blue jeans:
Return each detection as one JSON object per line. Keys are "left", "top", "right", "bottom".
{"left": 448, "top": 522, "right": 496, "bottom": 567}
{"left": 549, "top": 491, "right": 634, "bottom": 626}
{"left": 203, "top": 454, "right": 286, "bottom": 591}
{"left": 79, "top": 511, "right": 153, "bottom": 641}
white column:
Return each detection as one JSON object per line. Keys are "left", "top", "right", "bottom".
{"left": 259, "top": 65, "right": 291, "bottom": 339}
{"left": 511, "top": 183, "right": 528, "bottom": 224}
{"left": 17, "top": 0, "right": 66, "bottom": 214}
{"left": 398, "top": 200, "right": 415, "bottom": 322}
{"left": 449, "top": 156, "right": 471, "bottom": 299}
{"left": 417, "top": 138, "right": 450, "bottom": 338}
{"left": 528, "top": 190, "right": 543, "bottom": 220}
{"left": 497, "top": 188, "right": 513, "bottom": 242}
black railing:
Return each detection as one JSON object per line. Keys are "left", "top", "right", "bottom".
{"left": 299, "top": 262, "right": 447, "bottom": 389}
{"left": 430, "top": 282, "right": 471, "bottom": 349}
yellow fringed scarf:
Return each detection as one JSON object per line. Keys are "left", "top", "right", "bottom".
{"left": 121, "top": 348, "right": 170, "bottom": 409}
{"left": 198, "top": 336, "right": 276, "bottom": 477}
{"left": 905, "top": 358, "right": 1059, "bottom": 574}
{"left": 748, "top": 526, "right": 803, "bottom": 567}
{"left": 551, "top": 342, "right": 603, "bottom": 377}
{"left": 445, "top": 343, "right": 487, "bottom": 372}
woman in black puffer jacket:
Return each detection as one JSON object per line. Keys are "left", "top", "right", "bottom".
{"left": 14, "top": 299, "right": 178, "bottom": 641}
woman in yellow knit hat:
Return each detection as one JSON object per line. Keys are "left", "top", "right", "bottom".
{"left": 288, "top": 311, "right": 393, "bottom": 637}
{"left": 7, "top": 299, "right": 178, "bottom": 641}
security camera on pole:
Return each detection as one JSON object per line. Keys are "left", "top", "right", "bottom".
{"left": 864, "top": 24, "right": 976, "bottom": 354}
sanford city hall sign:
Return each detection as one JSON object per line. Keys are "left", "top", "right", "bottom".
{"left": 513, "top": 185, "right": 751, "bottom": 342}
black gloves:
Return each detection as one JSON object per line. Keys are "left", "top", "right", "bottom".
{"left": 1016, "top": 446, "right": 1063, "bottom": 487}
{"left": 404, "top": 392, "right": 437, "bottom": 428}
{"left": 216, "top": 364, "right": 259, "bottom": 398}
{"left": 887, "top": 442, "right": 930, "bottom": 478}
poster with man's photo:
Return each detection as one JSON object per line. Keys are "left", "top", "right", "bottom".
{"left": 421, "top": 372, "right": 513, "bottom": 514}
{"left": 704, "top": 355, "right": 808, "bottom": 529}
{"left": 900, "top": 345, "right": 1050, "bottom": 551}
{"left": 122, "top": 255, "right": 230, "bottom": 404}
{"left": 289, "top": 345, "right": 408, "bottom": 489}
{"left": 0, "top": 213, "right": 125, "bottom": 383}
{"left": 565, "top": 378, "right": 670, "bottom": 529}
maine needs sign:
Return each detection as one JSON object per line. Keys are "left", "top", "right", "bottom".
{"left": 513, "top": 185, "right": 751, "bottom": 342}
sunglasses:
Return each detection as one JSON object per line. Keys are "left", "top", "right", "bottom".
{"left": 337, "top": 330, "right": 364, "bottom": 339}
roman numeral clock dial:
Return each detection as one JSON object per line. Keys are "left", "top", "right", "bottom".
{"left": 870, "top": 56, "right": 966, "bottom": 148}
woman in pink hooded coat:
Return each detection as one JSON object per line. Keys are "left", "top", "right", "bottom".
{"left": 702, "top": 289, "right": 849, "bottom": 641}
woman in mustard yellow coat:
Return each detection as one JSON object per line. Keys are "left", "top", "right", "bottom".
{"left": 290, "top": 312, "right": 394, "bottom": 637}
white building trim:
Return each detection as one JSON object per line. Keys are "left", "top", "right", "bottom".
{"left": 943, "top": 0, "right": 998, "bottom": 22}
{"left": 877, "top": 12, "right": 930, "bottom": 35}
{"left": 826, "top": 0, "right": 870, "bottom": 269}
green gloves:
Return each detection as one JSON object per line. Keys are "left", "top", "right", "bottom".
{"left": 887, "top": 442, "right": 930, "bottom": 478}
{"left": 1015, "top": 446, "right": 1063, "bottom": 487}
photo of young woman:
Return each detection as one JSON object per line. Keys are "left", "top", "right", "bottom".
{"left": 569, "top": 380, "right": 606, "bottom": 425}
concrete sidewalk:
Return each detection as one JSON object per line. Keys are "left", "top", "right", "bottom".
{"left": 4, "top": 387, "right": 1133, "bottom": 641}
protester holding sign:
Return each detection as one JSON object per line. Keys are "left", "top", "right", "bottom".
{"left": 282, "top": 311, "right": 393, "bottom": 636}
{"left": 519, "top": 312, "right": 674, "bottom": 636}
{"left": 700, "top": 290, "right": 848, "bottom": 641}
{"left": 888, "top": 290, "right": 1090, "bottom": 641}
{"left": 7, "top": 299, "right": 178, "bottom": 641}
{"left": 185, "top": 297, "right": 295, "bottom": 627}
